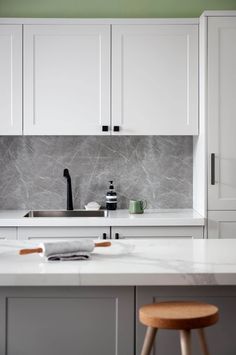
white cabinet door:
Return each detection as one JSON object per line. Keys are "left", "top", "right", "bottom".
{"left": 208, "top": 17, "right": 236, "bottom": 210}
{"left": 0, "top": 228, "right": 17, "bottom": 240}
{"left": 208, "top": 211, "right": 236, "bottom": 239}
{"left": 0, "top": 25, "right": 22, "bottom": 135}
{"left": 111, "top": 226, "right": 204, "bottom": 239}
{"left": 112, "top": 25, "right": 198, "bottom": 135}
{"left": 24, "top": 25, "right": 110, "bottom": 135}
{"left": 18, "top": 227, "right": 110, "bottom": 241}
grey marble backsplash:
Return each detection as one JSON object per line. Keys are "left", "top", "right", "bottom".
{"left": 0, "top": 136, "right": 193, "bottom": 210}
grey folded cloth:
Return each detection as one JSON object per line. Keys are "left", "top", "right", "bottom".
{"left": 47, "top": 251, "right": 91, "bottom": 261}
{"left": 39, "top": 240, "right": 94, "bottom": 261}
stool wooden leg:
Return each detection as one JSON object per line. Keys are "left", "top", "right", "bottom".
{"left": 141, "top": 326, "right": 157, "bottom": 355}
{"left": 180, "top": 330, "right": 192, "bottom": 355}
{"left": 197, "top": 329, "right": 210, "bottom": 355}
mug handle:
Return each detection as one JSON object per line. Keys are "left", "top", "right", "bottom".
{"left": 141, "top": 200, "right": 147, "bottom": 210}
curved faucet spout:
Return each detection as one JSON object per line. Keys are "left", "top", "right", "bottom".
{"left": 63, "top": 168, "right": 74, "bottom": 210}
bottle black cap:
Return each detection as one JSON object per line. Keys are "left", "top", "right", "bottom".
{"left": 109, "top": 180, "right": 114, "bottom": 189}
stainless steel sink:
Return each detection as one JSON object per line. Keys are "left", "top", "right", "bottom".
{"left": 24, "top": 210, "right": 107, "bottom": 218}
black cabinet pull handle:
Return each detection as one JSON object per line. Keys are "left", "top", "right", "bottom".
{"left": 102, "top": 233, "right": 107, "bottom": 240}
{"left": 102, "top": 126, "right": 109, "bottom": 132}
{"left": 211, "top": 153, "right": 215, "bottom": 185}
{"left": 115, "top": 233, "right": 119, "bottom": 239}
{"left": 113, "top": 126, "right": 120, "bottom": 132}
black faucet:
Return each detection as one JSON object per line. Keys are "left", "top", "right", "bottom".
{"left": 63, "top": 168, "right": 74, "bottom": 210}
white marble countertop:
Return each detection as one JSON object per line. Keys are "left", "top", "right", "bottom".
{"left": 0, "top": 238, "right": 235, "bottom": 286}
{"left": 0, "top": 209, "right": 204, "bottom": 227}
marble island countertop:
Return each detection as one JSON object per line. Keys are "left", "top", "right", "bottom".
{"left": 0, "top": 209, "right": 204, "bottom": 227}
{"left": 0, "top": 238, "right": 235, "bottom": 286}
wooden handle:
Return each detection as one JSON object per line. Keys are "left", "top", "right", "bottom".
{"left": 19, "top": 248, "right": 43, "bottom": 255}
{"left": 95, "top": 241, "right": 111, "bottom": 247}
{"left": 19, "top": 242, "right": 111, "bottom": 255}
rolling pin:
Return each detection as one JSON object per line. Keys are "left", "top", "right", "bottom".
{"left": 19, "top": 240, "right": 111, "bottom": 256}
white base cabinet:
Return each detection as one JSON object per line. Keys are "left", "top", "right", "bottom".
{"left": 0, "top": 226, "right": 204, "bottom": 241}
{"left": 111, "top": 226, "right": 204, "bottom": 239}
{"left": 0, "top": 228, "right": 17, "bottom": 240}
{"left": 9, "top": 226, "right": 204, "bottom": 241}
{"left": 208, "top": 211, "right": 236, "bottom": 238}
{"left": 18, "top": 226, "right": 110, "bottom": 241}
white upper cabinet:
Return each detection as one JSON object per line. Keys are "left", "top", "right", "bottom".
{"left": 112, "top": 25, "right": 198, "bottom": 135}
{"left": 208, "top": 17, "right": 236, "bottom": 210}
{"left": 23, "top": 25, "right": 110, "bottom": 135}
{"left": 0, "top": 25, "right": 22, "bottom": 135}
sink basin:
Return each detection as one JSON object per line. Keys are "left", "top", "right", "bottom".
{"left": 24, "top": 210, "right": 107, "bottom": 218}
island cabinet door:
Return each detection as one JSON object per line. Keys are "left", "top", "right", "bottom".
{"left": 208, "top": 17, "right": 236, "bottom": 210}
{"left": 112, "top": 24, "right": 198, "bottom": 135}
{"left": 136, "top": 286, "right": 236, "bottom": 355}
{"left": 23, "top": 25, "right": 110, "bottom": 135}
{"left": 0, "top": 286, "right": 134, "bottom": 355}
{"left": 18, "top": 226, "right": 110, "bottom": 241}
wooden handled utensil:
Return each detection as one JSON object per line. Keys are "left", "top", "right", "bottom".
{"left": 19, "top": 241, "right": 111, "bottom": 255}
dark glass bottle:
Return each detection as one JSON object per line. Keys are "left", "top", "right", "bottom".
{"left": 106, "top": 181, "right": 117, "bottom": 210}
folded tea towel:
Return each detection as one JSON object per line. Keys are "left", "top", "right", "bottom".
{"left": 47, "top": 251, "right": 91, "bottom": 261}
{"left": 40, "top": 240, "right": 94, "bottom": 261}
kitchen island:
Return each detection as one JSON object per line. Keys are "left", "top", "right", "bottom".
{"left": 0, "top": 238, "right": 235, "bottom": 355}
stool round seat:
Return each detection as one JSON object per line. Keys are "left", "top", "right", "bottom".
{"left": 139, "top": 301, "right": 219, "bottom": 330}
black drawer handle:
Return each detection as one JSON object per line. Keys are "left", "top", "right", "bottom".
{"left": 211, "top": 153, "right": 215, "bottom": 185}
{"left": 113, "top": 126, "right": 120, "bottom": 132}
{"left": 102, "top": 126, "right": 109, "bottom": 132}
{"left": 115, "top": 233, "right": 119, "bottom": 239}
{"left": 103, "top": 233, "right": 107, "bottom": 240}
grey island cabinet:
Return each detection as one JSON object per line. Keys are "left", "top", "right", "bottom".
{"left": 0, "top": 287, "right": 134, "bottom": 355}
{"left": 0, "top": 239, "right": 236, "bottom": 355}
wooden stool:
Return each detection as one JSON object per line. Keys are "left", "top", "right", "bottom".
{"left": 139, "top": 301, "right": 219, "bottom": 355}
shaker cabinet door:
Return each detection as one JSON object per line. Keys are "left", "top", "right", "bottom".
{"left": 23, "top": 25, "right": 110, "bottom": 135}
{"left": 112, "top": 24, "right": 198, "bottom": 135}
{"left": 0, "top": 25, "right": 22, "bottom": 135}
{"left": 0, "top": 228, "right": 17, "bottom": 240}
{"left": 0, "top": 287, "right": 134, "bottom": 355}
{"left": 208, "top": 17, "right": 236, "bottom": 210}
{"left": 208, "top": 211, "right": 236, "bottom": 239}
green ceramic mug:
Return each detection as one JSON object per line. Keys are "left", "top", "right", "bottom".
{"left": 129, "top": 200, "right": 147, "bottom": 214}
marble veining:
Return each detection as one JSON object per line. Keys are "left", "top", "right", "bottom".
{"left": 0, "top": 136, "right": 192, "bottom": 210}
{"left": 0, "top": 239, "right": 236, "bottom": 286}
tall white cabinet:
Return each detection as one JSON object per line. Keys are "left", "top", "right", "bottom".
{"left": 112, "top": 24, "right": 199, "bottom": 135}
{"left": 23, "top": 25, "right": 110, "bottom": 135}
{"left": 0, "top": 25, "right": 22, "bottom": 135}
{"left": 206, "top": 15, "right": 236, "bottom": 238}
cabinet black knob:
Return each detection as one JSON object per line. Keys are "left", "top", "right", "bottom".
{"left": 103, "top": 233, "right": 107, "bottom": 240}
{"left": 115, "top": 233, "right": 119, "bottom": 239}
{"left": 102, "top": 126, "right": 109, "bottom": 132}
{"left": 113, "top": 126, "right": 120, "bottom": 132}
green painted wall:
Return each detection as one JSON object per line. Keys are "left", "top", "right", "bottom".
{"left": 0, "top": 0, "right": 236, "bottom": 18}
